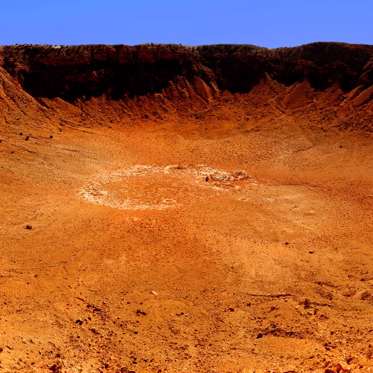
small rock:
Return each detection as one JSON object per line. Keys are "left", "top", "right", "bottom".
{"left": 232, "top": 170, "right": 249, "bottom": 180}
{"left": 24, "top": 224, "right": 33, "bottom": 230}
{"left": 345, "top": 356, "right": 354, "bottom": 364}
{"left": 335, "top": 363, "right": 351, "bottom": 372}
{"left": 119, "top": 368, "right": 136, "bottom": 373}
{"left": 359, "top": 290, "right": 372, "bottom": 301}
{"left": 136, "top": 309, "right": 147, "bottom": 316}
{"left": 49, "top": 363, "right": 62, "bottom": 373}
{"left": 302, "top": 298, "right": 312, "bottom": 309}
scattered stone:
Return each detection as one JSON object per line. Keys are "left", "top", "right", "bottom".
{"left": 75, "top": 319, "right": 83, "bottom": 325}
{"left": 323, "top": 342, "right": 336, "bottom": 351}
{"left": 165, "top": 164, "right": 186, "bottom": 172}
{"left": 345, "top": 356, "right": 354, "bottom": 364}
{"left": 210, "top": 173, "right": 229, "bottom": 182}
{"left": 232, "top": 170, "right": 249, "bottom": 180}
{"left": 302, "top": 298, "right": 312, "bottom": 309}
{"left": 89, "top": 327, "right": 99, "bottom": 335}
{"left": 256, "top": 333, "right": 263, "bottom": 339}
{"left": 119, "top": 368, "right": 136, "bottom": 373}
{"left": 324, "top": 363, "right": 351, "bottom": 373}
{"left": 49, "top": 363, "right": 62, "bottom": 373}
{"left": 136, "top": 309, "right": 147, "bottom": 316}
{"left": 358, "top": 290, "right": 372, "bottom": 301}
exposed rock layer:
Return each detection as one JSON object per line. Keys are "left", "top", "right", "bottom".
{"left": 1, "top": 43, "right": 372, "bottom": 100}
{"left": 0, "top": 43, "right": 372, "bottom": 132}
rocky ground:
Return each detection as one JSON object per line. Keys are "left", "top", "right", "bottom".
{"left": 0, "top": 43, "right": 372, "bottom": 372}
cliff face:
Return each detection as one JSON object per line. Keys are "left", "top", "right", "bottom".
{"left": 0, "top": 43, "right": 372, "bottom": 102}
{"left": 0, "top": 45, "right": 211, "bottom": 101}
{"left": 198, "top": 43, "right": 373, "bottom": 92}
{"left": 0, "top": 42, "right": 372, "bottom": 132}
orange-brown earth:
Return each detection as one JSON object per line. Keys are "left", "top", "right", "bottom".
{"left": 0, "top": 43, "right": 372, "bottom": 373}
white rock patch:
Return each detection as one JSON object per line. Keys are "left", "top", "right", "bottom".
{"left": 79, "top": 165, "right": 250, "bottom": 211}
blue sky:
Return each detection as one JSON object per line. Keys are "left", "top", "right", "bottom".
{"left": 0, "top": 1, "right": 372, "bottom": 47}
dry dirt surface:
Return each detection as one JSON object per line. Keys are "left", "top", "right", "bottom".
{"left": 0, "top": 43, "right": 373, "bottom": 372}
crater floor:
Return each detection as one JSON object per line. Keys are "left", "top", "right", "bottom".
{"left": 0, "top": 110, "right": 373, "bottom": 372}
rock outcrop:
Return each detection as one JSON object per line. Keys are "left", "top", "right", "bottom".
{"left": 0, "top": 42, "right": 372, "bottom": 130}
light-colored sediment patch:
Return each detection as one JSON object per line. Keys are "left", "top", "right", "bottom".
{"left": 79, "top": 164, "right": 251, "bottom": 210}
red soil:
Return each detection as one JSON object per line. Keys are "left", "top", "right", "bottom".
{"left": 0, "top": 43, "right": 372, "bottom": 373}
